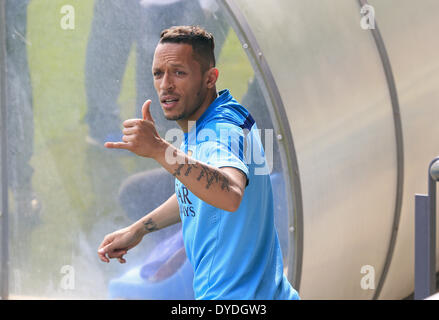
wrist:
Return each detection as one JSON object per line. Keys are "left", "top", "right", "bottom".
{"left": 154, "top": 139, "right": 185, "bottom": 168}
{"left": 152, "top": 138, "right": 170, "bottom": 162}
{"left": 132, "top": 213, "right": 161, "bottom": 237}
{"left": 130, "top": 219, "right": 148, "bottom": 237}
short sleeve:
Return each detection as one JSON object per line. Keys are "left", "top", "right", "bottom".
{"left": 195, "top": 122, "right": 249, "bottom": 183}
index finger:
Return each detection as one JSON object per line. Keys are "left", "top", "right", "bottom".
{"left": 104, "top": 141, "right": 132, "bottom": 150}
{"left": 122, "top": 118, "right": 142, "bottom": 128}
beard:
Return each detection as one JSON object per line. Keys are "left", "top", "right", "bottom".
{"left": 164, "top": 112, "right": 186, "bottom": 121}
{"left": 164, "top": 88, "right": 205, "bottom": 121}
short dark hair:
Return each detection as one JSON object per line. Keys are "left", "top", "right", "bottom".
{"left": 159, "top": 25, "right": 215, "bottom": 73}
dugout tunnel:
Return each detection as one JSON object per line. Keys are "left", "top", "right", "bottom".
{"left": 1, "top": 0, "right": 439, "bottom": 300}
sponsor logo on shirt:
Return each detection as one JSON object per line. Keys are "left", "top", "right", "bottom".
{"left": 176, "top": 182, "right": 196, "bottom": 217}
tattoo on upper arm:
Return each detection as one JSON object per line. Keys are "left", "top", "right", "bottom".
{"left": 144, "top": 218, "right": 158, "bottom": 233}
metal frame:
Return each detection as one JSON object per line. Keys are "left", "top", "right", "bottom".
{"left": 358, "top": 0, "right": 405, "bottom": 300}
{"left": 414, "top": 157, "right": 439, "bottom": 300}
{"left": 0, "top": 0, "right": 9, "bottom": 301}
{"left": 218, "top": 0, "right": 304, "bottom": 291}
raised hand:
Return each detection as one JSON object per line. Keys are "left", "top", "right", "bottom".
{"left": 104, "top": 100, "right": 165, "bottom": 159}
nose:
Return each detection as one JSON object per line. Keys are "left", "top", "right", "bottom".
{"left": 160, "top": 71, "right": 174, "bottom": 91}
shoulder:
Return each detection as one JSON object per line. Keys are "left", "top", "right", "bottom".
{"left": 197, "top": 121, "right": 245, "bottom": 146}
{"left": 202, "top": 104, "right": 253, "bottom": 131}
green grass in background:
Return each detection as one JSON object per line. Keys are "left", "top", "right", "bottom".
{"left": 216, "top": 29, "right": 254, "bottom": 101}
{"left": 19, "top": 0, "right": 254, "bottom": 298}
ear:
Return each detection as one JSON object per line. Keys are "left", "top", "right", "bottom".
{"left": 205, "top": 67, "right": 219, "bottom": 89}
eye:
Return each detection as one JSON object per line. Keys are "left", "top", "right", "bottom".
{"left": 153, "top": 71, "right": 163, "bottom": 78}
{"left": 175, "top": 70, "right": 186, "bottom": 76}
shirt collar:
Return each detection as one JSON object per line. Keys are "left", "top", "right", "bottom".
{"left": 184, "top": 89, "right": 231, "bottom": 138}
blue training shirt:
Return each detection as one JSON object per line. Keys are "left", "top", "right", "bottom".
{"left": 175, "top": 89, "right": 300, "bottom": 300}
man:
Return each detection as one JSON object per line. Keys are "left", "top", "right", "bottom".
{"left": 97, "top": 26, "right": 299, "bottom": 300}
{"left": 84, "top": 0, "right": 226, "bottom": 146}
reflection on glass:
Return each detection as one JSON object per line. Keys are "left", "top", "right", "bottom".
{"left": 1, "top": 0, "right": 289, "bottom": 299}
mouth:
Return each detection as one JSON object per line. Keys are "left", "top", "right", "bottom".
{"left": 160, "top": 95, "right": 180, "bottom": 110}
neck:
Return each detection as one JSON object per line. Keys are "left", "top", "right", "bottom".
{"left": 177, "top": 88, "right": 218, "bottom": 133}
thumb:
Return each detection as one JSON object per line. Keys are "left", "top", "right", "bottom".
{"left": 142, "top": 100, "right": 154, "bottom": 122}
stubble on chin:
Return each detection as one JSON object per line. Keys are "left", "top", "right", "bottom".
{"left": 164, "top": 90, "right": 203, "bottom": 122}
{"left": 164, "top": 112, "right": 185, "bottom": 121}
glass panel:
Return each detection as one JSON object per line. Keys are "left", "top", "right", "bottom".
{"left": 368, "top": 0, "right": 439, "bottom": 299}
{"left": 1, "top": 0, "right": 289, "bottom": 299}
{"left": 233, "top": 0, "right": 398, "bottom": 299}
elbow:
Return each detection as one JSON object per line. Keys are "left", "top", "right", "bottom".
{"left": 223, "top": 188, "right": 244, "bottom": 212}
{"left": 226, "top": 203, "right": 241, "bottom": 213}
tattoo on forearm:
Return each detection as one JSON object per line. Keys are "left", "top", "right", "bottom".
{"left": 170, "top": 149, "right": 231, "bottom": 191}
{"left": 184, "top": 164, "right": 196, "bottom": 176}
{"left": 173, "top": 161, "right": 230, "bottom": 191}
{"left": 173, "top": 164, "right": 185, "bottom": 177}
{"left": 144, "top": 218, "right": 158, "bottom": 233}
{"left": 197, "top": 165, "right": 219, "bottom": 190}
{"left": 196, "top": 165, "right": 207, "bottom": 181}
{"left": 221, "top": 175, "right": 230, "bottom": 192}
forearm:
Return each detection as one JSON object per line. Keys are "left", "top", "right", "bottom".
{"left": 131, "top": 193, "right": 181, "bottom": 237}
{"left": 153, "top": 140, "right": 244, "bottom": 212}
{"left": 104, "top": 113, "right": 245, "bottom": 211}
